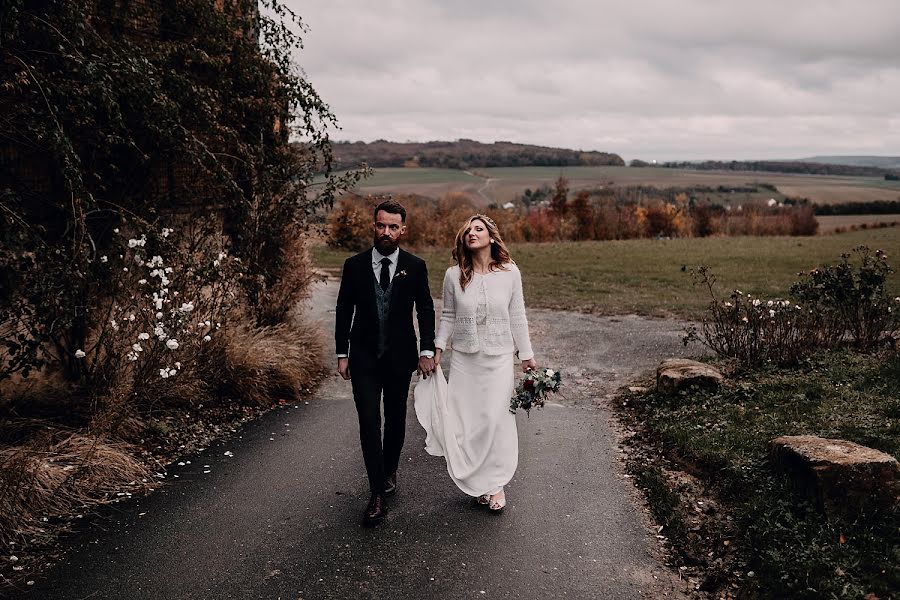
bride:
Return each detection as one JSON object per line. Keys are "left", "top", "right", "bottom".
{"left": 417, "top": 214, "right": 536, "bottom": 512}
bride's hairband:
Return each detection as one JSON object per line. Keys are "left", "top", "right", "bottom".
{"left": 472, "top": 214, "right": 497, "bottom": 228}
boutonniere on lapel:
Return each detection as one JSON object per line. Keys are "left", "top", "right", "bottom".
{"left": 396, "top": 270, "right": 408, "bottom": 278}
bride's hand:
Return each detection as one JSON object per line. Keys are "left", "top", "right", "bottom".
{"left": 521, "top": 358, "right": 537, "bottom": 372}
{"left": 434, "top": 348, "right": 442, "bottom": 366}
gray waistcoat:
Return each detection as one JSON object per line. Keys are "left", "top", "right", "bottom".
{"left": 373, "top": 276, "right": 393, "bottom": 358}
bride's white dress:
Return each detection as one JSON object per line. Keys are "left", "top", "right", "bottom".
{"left": 415, "top": 264, "right": 533, "bottom": 497}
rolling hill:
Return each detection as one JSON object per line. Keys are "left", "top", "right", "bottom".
{"left": 329, "top": 139, "right": 624, "bottom": 170}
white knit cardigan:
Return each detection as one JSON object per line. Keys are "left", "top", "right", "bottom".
{"left": 434, "top": 263, "right": 534, "bottom": 360}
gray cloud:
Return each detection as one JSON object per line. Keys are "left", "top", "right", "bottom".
{"left": 287, "top": 0, "right": 900, "bottom": 160}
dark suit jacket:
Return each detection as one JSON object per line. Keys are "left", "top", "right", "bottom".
{"left": 335, "top": 248, "right": 436, "bottom": 374}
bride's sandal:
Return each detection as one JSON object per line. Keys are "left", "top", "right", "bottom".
{"left": 488, "top": 488, "right": 506, "bottom": 512}
{"left": 476, "top": 494, "right": 490, "bottom": 505}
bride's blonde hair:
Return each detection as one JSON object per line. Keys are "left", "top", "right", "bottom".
{"left": 452, "top": 214, "right": 513, "bottom": 290}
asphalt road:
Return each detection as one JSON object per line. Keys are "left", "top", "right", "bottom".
{"left": 14, "top": 279, "right": 692, "bottom": 600}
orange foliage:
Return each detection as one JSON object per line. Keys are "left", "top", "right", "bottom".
{"left": 325, "top": 192, "right": 820, "bottom": 249}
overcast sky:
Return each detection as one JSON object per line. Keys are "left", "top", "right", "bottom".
{"left": 286, "top": 0, "right": 900, "bottom": 161}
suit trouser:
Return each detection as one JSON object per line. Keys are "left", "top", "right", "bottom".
{"left": 350, "top": 355, "right": 413, "bottom": 494}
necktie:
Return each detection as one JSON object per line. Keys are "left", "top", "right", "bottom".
{"left": 379, "top": 257, "right": 391, "bottom": 291}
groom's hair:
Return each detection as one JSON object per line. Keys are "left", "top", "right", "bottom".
{"left": 373, "top": 199, "right": 407, "bottom": 223}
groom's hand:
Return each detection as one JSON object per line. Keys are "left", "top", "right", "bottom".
{"left": 337, "top": 357, "right": 351, "bottom": 380}
{"left": 417, "top": 356, "right": 436, "bottom": 379}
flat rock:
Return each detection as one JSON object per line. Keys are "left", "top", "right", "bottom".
{"left": 770, "top": 435, "right": 900, "bottom": 518}
{"left": 656, "top": 359, "right": 723, "bottom": 394}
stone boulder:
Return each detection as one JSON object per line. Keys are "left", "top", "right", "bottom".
{"left": 656, "top": 359, "right": 724, "bottom": 394}
{"left": 770, "top": 435, "right": 900, "bottom": 518}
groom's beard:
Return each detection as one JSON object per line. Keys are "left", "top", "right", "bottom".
{"left": 374, "top": 235, "right": 399, "bottom": 255}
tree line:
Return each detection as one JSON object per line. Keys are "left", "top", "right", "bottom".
{"left": 327, "top": 139, "right": 625, "bottom": 170}
{"left": 655, "top": 160, "right": 899, "bottom": 178}
{"left": 327, "top": 178, "right": 818, "bottom": 251}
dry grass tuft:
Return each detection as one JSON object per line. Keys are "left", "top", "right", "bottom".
{"left": 0, "top": 371, "right": 86, "bottom": 431}
{"left": 219, "top": 315, "right": 324, "bottom": 406}
{"left": 0, "top": 433, "right": 155, "bottom": 551}
{"left": 256, "top": 235, "right": 322, "bottom": 326}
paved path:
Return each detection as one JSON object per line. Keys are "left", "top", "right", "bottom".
{"left": 15, "top": 280, "right": 692, "bottom": 600}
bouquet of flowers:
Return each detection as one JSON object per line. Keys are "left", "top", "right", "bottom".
{"left": 510, "top": 367, "right": 562, "bottom": 415}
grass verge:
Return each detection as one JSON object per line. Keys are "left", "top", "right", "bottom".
{"left": 617, "top": 350, "right": 900, "bottom": 599}
{"left": 312, "top": 228, "right": 900, "bottom": 318}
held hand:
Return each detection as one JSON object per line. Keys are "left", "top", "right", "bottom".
{"left": 434, "top": 349, "right": 442, "bottom": 367}
{"left": 521, "top": 358, "right": 537, "bottom": 373}
{"left": 418, "top": 356, "right": 436, "bottom": 379}
{"left": 337, "top": 357, "right": 351, "bottom": 380}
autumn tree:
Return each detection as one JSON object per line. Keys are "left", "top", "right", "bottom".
{"left": 549, "top": 175, "right": 569, "bottom": 217}
{"left": 570, "top": 191, "right": 594, "bottom": 240}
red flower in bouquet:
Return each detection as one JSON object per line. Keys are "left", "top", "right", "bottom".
{"left": 510, "top": 367, "right": 562, "bottom": 415}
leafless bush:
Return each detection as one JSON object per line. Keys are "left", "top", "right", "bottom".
{"left": 686, "top": 248, "right": 900, "bottom": 367}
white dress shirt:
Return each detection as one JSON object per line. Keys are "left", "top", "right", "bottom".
{"left": 372, "top": 246, "right": 399, "bottom": 281}
{"left": 336, "top": 247, "right": 433, "bottom": 359}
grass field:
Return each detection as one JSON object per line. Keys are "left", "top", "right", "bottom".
{"left": 312, "top": 227, "right": 900, "bottom": 318}
{"left": 331, "top": 165, "right": 900, "bottom": 207}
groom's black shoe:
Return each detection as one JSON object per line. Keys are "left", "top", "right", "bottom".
{"left": 384, "top": 472, "right": 397, "bottom": 496}
{"left": 363, "top": 493, "right": 386, "bottom": 526}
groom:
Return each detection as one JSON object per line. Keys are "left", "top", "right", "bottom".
{"left": 334, "top": 199, "right": 436, "bottom": 525}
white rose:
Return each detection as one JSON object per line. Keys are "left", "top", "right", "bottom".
{"left": 545, "top": 369, "right": 555, "bottom": 377}
{"left": 138, "top": 333, "right": 150, "bottom": 341}
{"left": 75, "top": 349, "right": 86, "bottom": 358}
{"left": 166, "top": 339, "right": 179, "bottom": 350}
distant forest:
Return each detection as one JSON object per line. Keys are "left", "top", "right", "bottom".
{"left": 328, "top": 139, "right": 625, "bottom": 170}
{"left": 655, "top": 159, "right": 900, "bottom": 178}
